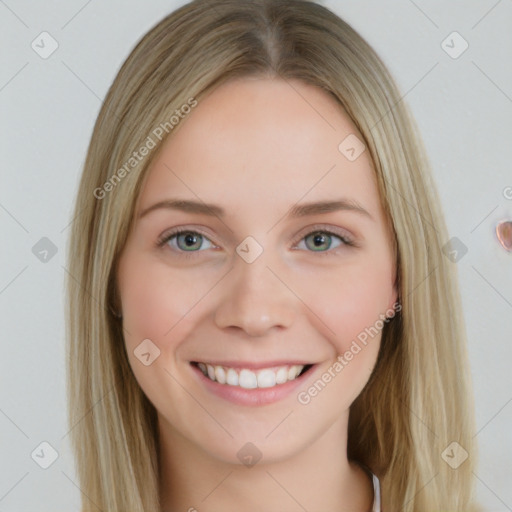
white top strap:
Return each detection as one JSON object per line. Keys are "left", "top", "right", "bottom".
{"left": 354, "top": 462, "right": 381, "bottom": 511}
{"left": 371, "top": 471, "right": 381, "bottom": 512}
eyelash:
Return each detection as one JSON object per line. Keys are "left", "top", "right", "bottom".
{"left": 156, "top": 225, "right": 356, "bottom": 259}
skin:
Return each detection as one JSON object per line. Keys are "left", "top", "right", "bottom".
{"left": 117, "top": 77, "right": 398, "bottom": 511}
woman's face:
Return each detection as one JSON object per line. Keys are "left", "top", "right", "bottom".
{"left": 117, "top": 77, "right": 397, "bottom": 465}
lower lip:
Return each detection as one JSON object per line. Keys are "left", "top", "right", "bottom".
{"left": 190, "top": 363, "right": 316, "bottom": 406}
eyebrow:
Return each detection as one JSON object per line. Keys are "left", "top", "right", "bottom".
{"left": 138, "top": 198, "right": 373, "bottom": 221}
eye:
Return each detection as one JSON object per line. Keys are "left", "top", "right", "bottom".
{"left": 294, "top": 228, "right": 355, "bottom": 255}
{"left": 157, "top": 229, "right": 215, "bottom": 255}
{"left": 157, "top": 225, "right": 355, "bottom": 258}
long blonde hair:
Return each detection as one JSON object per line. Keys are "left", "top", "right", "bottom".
{"left": 66, "top": 1, "right": 481, "bottom": 510}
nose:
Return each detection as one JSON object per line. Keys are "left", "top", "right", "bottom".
{"left": 214, "top": 257, "right": 296, "bottom": 337}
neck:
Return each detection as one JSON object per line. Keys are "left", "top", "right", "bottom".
{"left": 158, "top": 414, "right": 374, "bottom": 512}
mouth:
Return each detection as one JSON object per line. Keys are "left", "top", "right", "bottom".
{"left": 191, "top": 361, "right": 314, "bottom": 389}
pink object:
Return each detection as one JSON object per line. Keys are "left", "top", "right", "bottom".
{"left": 496, "top": 221, "right": 512, "bottom": 252}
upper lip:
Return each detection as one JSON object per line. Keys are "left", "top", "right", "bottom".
{"left": 191, "top": 360, "right": 314, "bottom": 370}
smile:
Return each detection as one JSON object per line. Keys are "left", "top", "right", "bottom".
{"left": 192, "top": 362, "right": 312, "bottom": 389}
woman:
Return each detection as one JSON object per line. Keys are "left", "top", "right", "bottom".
{"left": 66, "top": 1, "right": 481, "bottom": 510}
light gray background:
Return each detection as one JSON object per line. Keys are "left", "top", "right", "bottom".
{"left": 1, "top": 1, "right": 511, "bottom": 510}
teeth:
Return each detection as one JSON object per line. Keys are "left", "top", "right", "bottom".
{"left": 197, "top": 363, "right": 307, "bottom": 389}
{"left": 226, "top": 368, "right": 238, "bottom": 386}
{"left": 257, "top": 369, "right": 276, "bottom": 388}
{"left": 239, "top": 369, "right": 258, "bottom": 389}
{"left": 276, "top": 367, "right": 288, "bottom": 384}
{"left": 214, "top": 366, "right": 226, "bottom": 384}
{"left": 288, "top": 366, "right": 300, "bottom": 380}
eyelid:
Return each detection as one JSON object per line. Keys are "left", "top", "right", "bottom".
{"left": 290, "top": 223, "right": 355, "bottom": 247}
{"left": 156, "top": 226, "right": 218, "bottom": 248}
{"left": 157, "top": 223, "right": 357, "bottom": 255}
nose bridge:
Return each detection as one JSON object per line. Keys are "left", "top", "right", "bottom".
{"left": 214, "top": 251, "right": 295, "bottom": 336}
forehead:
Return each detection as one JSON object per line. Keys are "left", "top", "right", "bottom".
{"left": 136, "top": 77, "right": 384, "bottom": 224}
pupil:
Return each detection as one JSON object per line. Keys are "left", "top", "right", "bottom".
{"left": 180, "top": 232, "right": 200, "bottom": 250}
{"left": 314, "top": 234, "right": 325, "bottom": 246}
{"left": 308, "top": 231, "right": 330, "bottom": 251}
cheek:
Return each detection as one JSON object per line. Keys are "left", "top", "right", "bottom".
{"left": 118, "top": 252, "right": 208, "bottom": 350}
{"left": 308, "top": 257, "right": 393, "bottom": 356}
{"left": 117, "top": 252, "right": 214, "bottom": 421}
{"left": 293, "top": 261, "right": 392, "bottom": 411}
